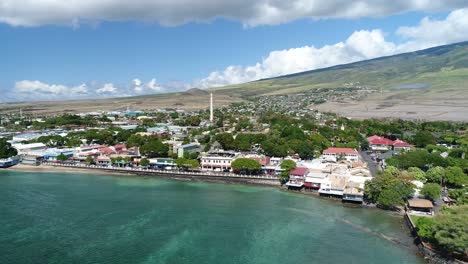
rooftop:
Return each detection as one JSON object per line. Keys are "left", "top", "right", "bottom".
{"left": 408, "top": 198, "right": 434, "bottom": 208}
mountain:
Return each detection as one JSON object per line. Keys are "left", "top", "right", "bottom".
{"left": 1, "top": 41, "right": 467, "bottom": 120}
{"left": 213, "top": 41, "right": 468, "bottom": 97}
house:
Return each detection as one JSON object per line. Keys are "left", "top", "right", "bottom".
{"left": 318, "top": 174, "right": 348, "bottom": 197}
{"left": 342, "top": 175, "right": 370, "bottom": 203}
{"left": 286, "top": 167, "right": 308, "bottom": 189}
{"left": 367, "top": 135, "right": 412, "bottom": 152}
{"left": 304, "top": 172, "right": 328, "bottom": 190}
{"left": 392, "top": 139, "right": 412, "bottom": 151}
{"left": 322, "top": 148, "right": 359, "bottom": 162}
{"left": 407, "top": 198, "right": 434, "bottom": 215}
{"left": 367, "top": 135, "right": 394, "bottom": 151}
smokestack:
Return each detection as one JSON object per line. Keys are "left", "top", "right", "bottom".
{"left": 210, "top": 93, "right": 213, "bottom": 122}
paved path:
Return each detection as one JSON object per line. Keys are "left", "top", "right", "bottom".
{"left": 359, "top": 150, "right": 378, "bottom": 176}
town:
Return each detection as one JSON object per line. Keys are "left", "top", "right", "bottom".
{"left": 0, "top": 93, "right": 467, "bottom": 260}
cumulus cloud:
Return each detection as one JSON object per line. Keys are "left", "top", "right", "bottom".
{"left": 0, "top": 0, "right": 467, "bottom": 27}
{"left": 7, "top": 78, "right": 168, "bottom": 102}
{"left": 197, "top": 9, "right": 468, "bottom": 88}
{"left": 12, "top": 80, "right": 88, "bottom": 101}
{"left": 132, "top": 78, "right": 164, "bottom": 94}
{"left": 96, "top": 83, "right": 119, "bottom": 94}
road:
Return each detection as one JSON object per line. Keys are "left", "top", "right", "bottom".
{"left": 359, "top": 150, "right": 378, "bottom": 177}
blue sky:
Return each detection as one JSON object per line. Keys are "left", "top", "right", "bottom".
{"left": 1, "top": 1, "right": 467, "bottom": 102}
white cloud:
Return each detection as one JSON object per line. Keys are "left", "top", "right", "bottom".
{"left": 0, "top": 0, "right": 467, "bottom": 27}
{"left": 12, "top": 80, "right": 88, "bottom": 101}
{"left": 197, "top": 9, "right": 468, "bottom": 88}
{"left": 397, "top": 8, "right": 468, "bottom": 50}
{"left": 6, "top": 78, "right": 168, "bottom": 102}
{"left": 96, "top": 83, "right": 119, "bottom": 94}
{"left": 132, "top": 78, "right": 164, "bottom": 94}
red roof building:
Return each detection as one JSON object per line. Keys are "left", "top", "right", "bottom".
{"left": 322, "top": 148, "right": 359, "bottom": 162}
{"left": 323, "top": 148, "right": 358, "bottom": 155}
{"left": 290, "top": 167, "right": 309, "bottom": 177}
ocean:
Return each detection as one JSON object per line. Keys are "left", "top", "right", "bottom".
{"left": 0, "top": 170, "right": 424, "bottom": 264}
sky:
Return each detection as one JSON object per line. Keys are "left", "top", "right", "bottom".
{"left": 1, "top": 0, "right": 468, "bottom": 102}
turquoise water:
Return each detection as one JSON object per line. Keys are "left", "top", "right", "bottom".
{"left": 0, "top": 171, "right": 424, "bottom": 264}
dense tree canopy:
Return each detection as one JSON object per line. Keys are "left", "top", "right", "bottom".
{"left": 364, "top": 172, "right": 414, "bottom": 209}
{"left": 445, "top": 166, "right": 468, "bottom": 187}
{"left": 140, "top": 140, "right": 169, "bottom": 158}
{"left": 231, "top": 158, "right": 261, "bottom": 174}
{"left": 420, "top": 183, "right": 441, "bottom": 200}
{"left": 0, "top": 138, "right": 17, "bottom": 159}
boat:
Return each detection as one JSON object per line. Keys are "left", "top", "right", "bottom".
{"left": 0, "top": 156, "right": 20, "bottom": 168}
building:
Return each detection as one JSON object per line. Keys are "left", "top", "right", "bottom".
{"left": 200, "top": 150, "right": 240, "bottom": 171}
{"left": 367, "top": 135, "right": 412, "bottom": 152}
{"left": 177, "top": 143, "right": 201, "bottom": 158}
{"left": 322, "top": 148, "right": 359, "bottom": 162}
{"left": 318, "top": 173, "right": 348, "bottom": 197}
{"left": 407, "top": 198, "right": 434, "bottom": 215}
{"left": 285, "top": 167, "right": 308, "bottom": 189}
{"left": 13, "top": 143, "right": 47, "bottom": 155}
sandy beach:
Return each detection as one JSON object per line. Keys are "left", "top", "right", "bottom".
{"left": 6, "top": 164, "right": 132, "bottom": 176}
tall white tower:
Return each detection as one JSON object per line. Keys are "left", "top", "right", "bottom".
{"left": 210, "top": 93, "right": 214, "bottom": 122}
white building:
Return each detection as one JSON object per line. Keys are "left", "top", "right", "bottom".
{"left": 321, "top": 147, "right": 359, "bottom": 162}
{"left": 200, "top": 150, "right": 240, "bottom": 171}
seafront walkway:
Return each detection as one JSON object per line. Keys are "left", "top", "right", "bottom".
{"left": 41, "top": 162, "right": 279, "bottom": 180}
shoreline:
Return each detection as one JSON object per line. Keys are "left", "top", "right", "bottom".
{"left": 5, "top": 164, "right": 281, "bottom": 188}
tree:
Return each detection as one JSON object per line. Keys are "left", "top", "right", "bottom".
{"left": 426, "top": 166, "right": 445, "bottom": 183}
{"left": 175, "top": 158, "right": 200, "bottom": 170}
{"left": 384, "top": 166, "right": 400, "bottom": 177}
{"left": 421, "top": 183, "right": 441, "bottom": 200}
{"left": 215, "top": 133, "right": 235, "bottom": 150}
{"left": 140, "top": 158, "right": 150, "bottom": 167}
{"left": 85, "top": 155, "right": 95, "bottom": 164}
{"left": 412, "top": 131, "right": 436, "bottom": 148}
{"left": 407, "top": 167, "right": 426, "bottom": 182}
{"left": 140, "top": 140, "right": 169, "bottom": 158}
{"left": 0, "top": 138, "right": 18, "bottom": 159}
{"left": 279, "top": 159, "right": 296, "bottom": 184}
{"left": 414, "top": 217, "right": 436, "bottom": 243}
{"left": 364, "top": 173, "right": 414, "bottom": 210}
{"left": 432, "top": 205, "right": 468, "bottom": 256}
{"left": 231, "top": 158, "right": 261, "bottom": 174}
{"left": 56, "top": 153, "right": 68, "bottom": 162}
{"left": 445, "top": 166, "right": 468, "bottom": 187}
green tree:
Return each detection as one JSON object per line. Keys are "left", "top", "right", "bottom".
{"left": 420, "top": 183, "right": 441, "bottom": 200}
{"left": 56, "top": 153, "right": 68, "bottom": 162}
{"left": 364, "top": 173, "right": 414, "bottom": 210}
{"left": 407, "top": 167, "right": 427, "bottom": 182}
{"left": 445, "top": 166, "right": 468, "bottom": 187}
{"left": 414, "top": 217, "right": 436, "bottom": 243}
{"left": 279, "top": 159, "right": 297, "bottom": 184}
{"left": 85, "top": 156, "right": 95, "bottom": 164}
{"left": 412, "top": 131, "right": 436, "bottom": 148}
{"left": 433, "top": 205, "right": 468, "bottom": 256}
{"left": 426, "top": 166, "right": 445, "bottom": 183}
{"left": 231, "top": 158, "right": 261, "bottom": 174}
{"left": 0, "top": 138, "right": 18, "bottom": 158}
{"left": 215, "top": 133, "right": 235, "bottom": 150}
{"left": 175, "top": 158, "right": 200, "bottom": 170}
{"left": 140, "top": 140, "right": 169, "bottom": 158}
{"left": 140, "top": 158, "right": 150, "bottom": 167}
{"left": 384, "top": 166, "right": 400, "bottom": 177}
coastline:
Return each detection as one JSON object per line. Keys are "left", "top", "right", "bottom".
{"left": 5, "top": 164, "right": 281, "bottom": 187}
